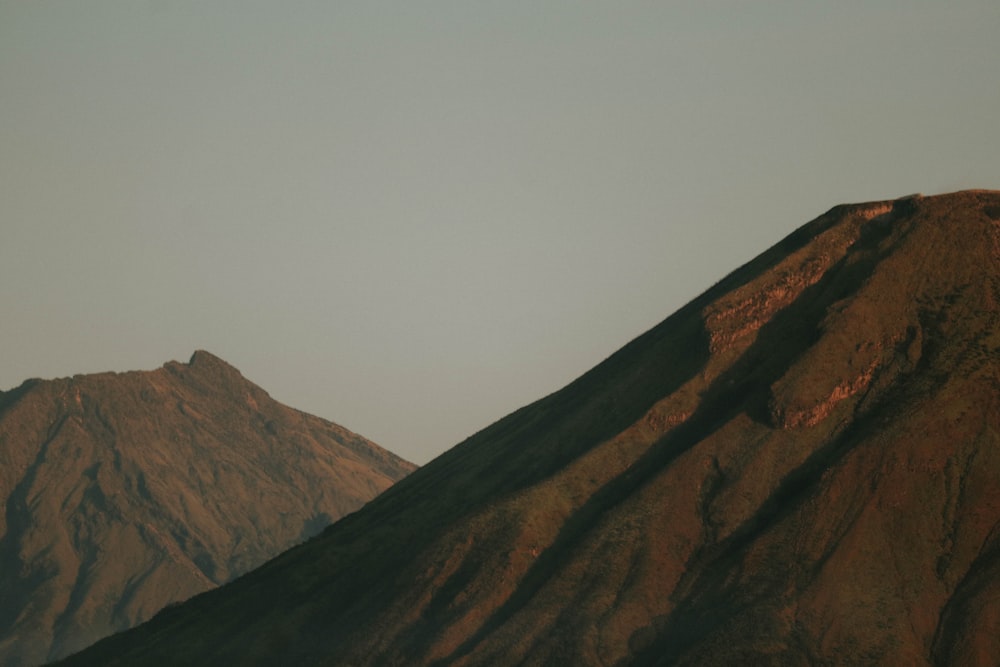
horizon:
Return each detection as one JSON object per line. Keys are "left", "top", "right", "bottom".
{"left": 3, "top": 2, "right": 999, "bottom": 464}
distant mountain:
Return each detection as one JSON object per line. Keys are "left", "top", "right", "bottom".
{"left": 58, "top": 191, "right": 1000, "bottom": 666}
{"left": 0, "top": 351, "right": 415, "bottom": 667}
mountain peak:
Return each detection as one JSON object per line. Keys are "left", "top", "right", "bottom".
{"left": 158, "top": 350, "right": 250, "bottom": 393}
{"left": 187, "top": 349, "right": 230, "bottom": 368}
{"left": 0, "top": 352, "right": 415, "bottom": 667}
{"left": 184, "top": 349, "right": 245, "bottom": 380}
{"left": 57, "top": 190, "right": 1000, "bottom": 666}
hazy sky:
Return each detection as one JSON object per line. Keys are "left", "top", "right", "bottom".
{"left": 2, "top": 2, "right": 998, "bottom": 464}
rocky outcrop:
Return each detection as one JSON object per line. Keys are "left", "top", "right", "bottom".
{"left": 57, "top": 191, "right": 1000, "bottom": 666}
{"left": 0, "top": 352, "right": 414, "bottom": 667}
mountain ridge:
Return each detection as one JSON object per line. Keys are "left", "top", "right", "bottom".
{"left": 0, "top": 351, "right": 415, "bottom": 667}
{"left": 59, "top": 190, "right": 1000, "bottom": 665}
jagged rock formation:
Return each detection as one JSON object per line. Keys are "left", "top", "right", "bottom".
{"left": 0, "top": 351, "right": 415, "bottom": 667}
{"left": 58, "top": 191, "right": 1000, "bottom": 666}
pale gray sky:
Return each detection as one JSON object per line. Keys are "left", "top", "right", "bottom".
{"left": 2, "top": 2, "right": 998, "bottom": 464}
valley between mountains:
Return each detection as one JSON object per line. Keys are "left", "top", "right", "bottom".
{"left": 18, "top": 190, "right": 1000, "bottom": 665}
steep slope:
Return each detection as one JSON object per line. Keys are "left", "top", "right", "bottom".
{"left": 59, "top": 191, "right": 1000, "bottom": 666}
{"left": 0, "top": 351, "right": 415, "bottom": 667}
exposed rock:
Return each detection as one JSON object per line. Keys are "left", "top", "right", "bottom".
{"left": 56, "top": 191, "right": 1000, "bottom": 666}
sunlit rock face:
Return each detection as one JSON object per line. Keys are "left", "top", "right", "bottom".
{"left": 58, "top": 191, "right": 1000, "bottom": 667}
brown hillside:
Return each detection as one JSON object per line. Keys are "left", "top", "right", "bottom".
{"left": 0, "top": 351, "right": 415, "bottom": 667}
{"left": 59, "top": 191, "right": 1000, "bottom": 666}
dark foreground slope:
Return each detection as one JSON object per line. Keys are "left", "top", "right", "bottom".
{"left": 0, "top": 351, "right": 415, "bottom": 667}
{"left": 61, "top": 191, "right": 1000, "bottom": 666}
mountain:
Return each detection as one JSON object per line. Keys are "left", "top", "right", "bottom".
{"left": 0, "top": 351, "right": 415, "bottom": 667}
{"left": 59, "top": 191, "right": 1000, "bottom": 666}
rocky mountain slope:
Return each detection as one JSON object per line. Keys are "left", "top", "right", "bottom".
{"left": 0, "top": 351, "right": 415, "bottom": 667}
{"left": 59, "top": 191, "right": 1000, "bottom": 666}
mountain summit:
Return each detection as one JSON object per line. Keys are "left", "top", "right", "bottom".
{"left": 0, "top": 352, "right": 415, "bottom": 667}
{"left": 61, "top": 191, "right": 1000, "bottom": 666}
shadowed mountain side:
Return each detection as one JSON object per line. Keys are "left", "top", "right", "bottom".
{"left": 58, "top": 191, "right": 1000, "bottom": 666}
{"left": 0, "top": 352, "right": 415, "bottom": 667}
